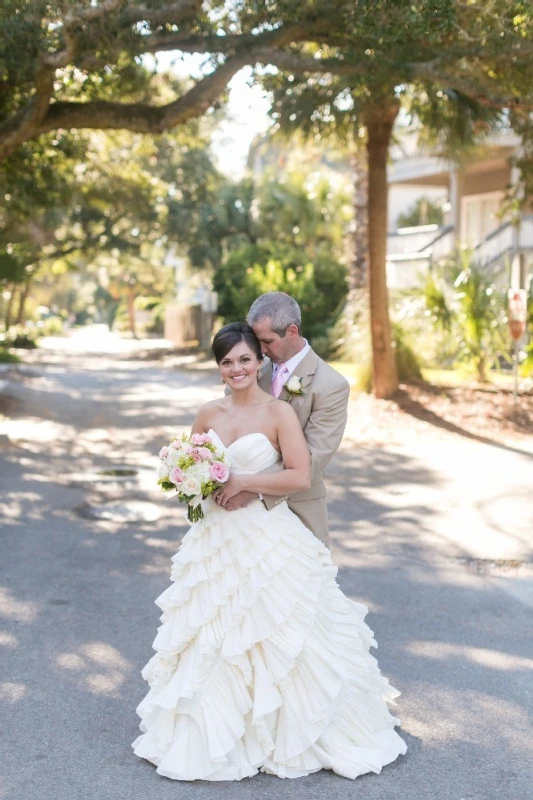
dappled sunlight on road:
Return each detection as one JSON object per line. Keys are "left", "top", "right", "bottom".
{"left": 55, "top": 641, "right": 133, "bottom": 696}
{"left": 3, "top": 418, "right": 74, "bottom": 444}
{"left": 0, "top": 682, "right": 27, "bottom": 704}
{"left": 0, "top": 587, "right": 39, "bottom": 623}
{"left": 329, "top": 442, "right": 533, "bottom": 563}
{"left": 141, "top": 536, "right": 182, "bottom": 552}
{"left": 0, "top": 631, "right": 18, "bottom": 648}
{"left": 39, "top": 325, "right": 174, "bottom": 356}
{"left": 405, "top": 641, "right": 533, "bottom": 672}
{"left": 405, "top": 687, "right": 532, "bottom": 754}
{"left": 2, "top": 491, "right": 45, "bottom": 522}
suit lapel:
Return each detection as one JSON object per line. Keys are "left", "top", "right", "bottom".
{"left": 258, "top": 359, "right": 273, "bottom": 395}
{"left": 279, "top": 348, "right": 318, "bottom": 402}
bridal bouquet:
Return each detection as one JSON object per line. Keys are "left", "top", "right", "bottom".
{"left": 157, "top": 432, "right": 229, "bottom": 523}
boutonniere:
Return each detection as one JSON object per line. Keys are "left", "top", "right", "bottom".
{"left": 284, "top": 375, "right": 305, "bottom": 399}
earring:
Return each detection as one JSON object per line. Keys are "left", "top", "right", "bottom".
{"left": 257, "top": 368, "right": 261, "bottom": 378}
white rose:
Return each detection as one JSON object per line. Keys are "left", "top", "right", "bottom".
{"left": 198, "top": 462, "right": 211, "bottom": 480}
{"left": 199, "top": 462, "right": 211, "bottom": 480}
{"left": 182, "top": 476, "right": 201, "bottom": 496}
{"left": 168, "top": 451, "right": 180, "bottom": 467}
{"left": 157, "top": 462, "right": 169, "bottom": 480}
{"left": 286, "top": 376, "right": 301, "bottom": 392}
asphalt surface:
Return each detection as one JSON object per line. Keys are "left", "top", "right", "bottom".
{"left": 1, "top": 329, "right": 532, "bottom": 800}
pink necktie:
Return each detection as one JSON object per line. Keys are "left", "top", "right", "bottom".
{"left": 271, "top": 363, "right": 289, "bottom": 398}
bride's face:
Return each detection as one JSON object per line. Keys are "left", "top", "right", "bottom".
{"left": 219, "top": 340, "right": 261, "bottom": 391}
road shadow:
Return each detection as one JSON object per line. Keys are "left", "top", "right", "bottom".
{"left": 1, "top": 354, "right": 532, "bottom": 800}
{"left": 394, "top": 387, "right": 533, "bottom": 460}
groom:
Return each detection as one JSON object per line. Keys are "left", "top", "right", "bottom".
{"left": 225, "top": 291, "right": 350, "bottom": 547}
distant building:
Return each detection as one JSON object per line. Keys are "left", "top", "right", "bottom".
{"left": 387, "top": 130, "right": 532, "bottom": 290}
{"left": 249, "top": 129, "right": 533, "bottom": 292}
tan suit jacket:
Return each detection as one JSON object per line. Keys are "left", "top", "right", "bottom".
{"left": 258, "top": 349, "right": 350, "bottom": 546}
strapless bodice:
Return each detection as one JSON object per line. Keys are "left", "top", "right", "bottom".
{"left": 208, "top": 429, "right": 281, "bottom": 474}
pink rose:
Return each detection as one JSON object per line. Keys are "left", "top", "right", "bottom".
{"left": 159, "top": 446, "right": 169, "bottom": 458}
{"left": 191, "top": 433, "right": 211, "bottom": 445}
{"left": 169, "top": 467, "right": 184, "bottom": 485}
{"left": 186, "top": 446, "right": 201, "bottom": 461}
{"left": 209, "top": 461, "right": 229, "bottom": 483}
{"left": 197, "top": 447, "right": 212, "bottom": 460}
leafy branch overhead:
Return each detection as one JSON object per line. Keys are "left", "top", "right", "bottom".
{"left": 2, "top": 1, "right": 533, "bottom": 161}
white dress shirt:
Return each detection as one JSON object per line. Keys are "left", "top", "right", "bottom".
{"left": 272, "top": 339, "right": 310, "bottom": 383}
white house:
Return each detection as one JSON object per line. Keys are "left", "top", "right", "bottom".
{"left": 386, "top": 130, "right": 533, "bottom": 291}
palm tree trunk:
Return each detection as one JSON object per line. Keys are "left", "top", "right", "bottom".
{"left": 364, "top": 102, "right": 399, "bottom": 399}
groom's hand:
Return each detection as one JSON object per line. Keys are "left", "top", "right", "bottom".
{"left": 224, "top": 490, "right": 258, "bottom": 511}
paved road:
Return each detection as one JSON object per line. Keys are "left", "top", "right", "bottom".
{"left": 1, "top": 331, "right": 532, "bottom": 800}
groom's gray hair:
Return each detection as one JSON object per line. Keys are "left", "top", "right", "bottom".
{"left": 247, "top": 292, "right": 302, "bottom": 336}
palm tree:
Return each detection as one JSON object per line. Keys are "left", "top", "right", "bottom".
{"left": 263, "top": 70, "right": 502, "bottom": 395}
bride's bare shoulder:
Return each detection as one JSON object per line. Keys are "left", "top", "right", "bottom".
{"left": 200, "top": 397, "right": 227, "bottom": 412}
{"left": 269, "top": 397, "right": 299, "bottom": 424}
{"left": 193, "top": 398, "right": 227, "bottom": 431}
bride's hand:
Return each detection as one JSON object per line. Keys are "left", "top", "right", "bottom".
{"left": 213, "top": 475, "right": 245, "bottom": 507}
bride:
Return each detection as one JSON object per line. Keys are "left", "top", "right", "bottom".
{"left": 132, "top": 321, "right": 407, "bottom": 781}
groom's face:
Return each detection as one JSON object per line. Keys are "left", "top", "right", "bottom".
{"left": 251, "top": 318, "right": 298, "bottom": 364}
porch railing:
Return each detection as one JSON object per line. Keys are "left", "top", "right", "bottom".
{"left": 386, "top": 215, "right": 533, "bottom": 288}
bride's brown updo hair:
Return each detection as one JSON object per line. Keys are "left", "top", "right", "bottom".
{"left": 212, "top": 321, "right": 263, "bottom": 364}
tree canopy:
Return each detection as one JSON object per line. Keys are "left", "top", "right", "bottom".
{"left": 2, "top": 2, "right": 533, "bottom": 163}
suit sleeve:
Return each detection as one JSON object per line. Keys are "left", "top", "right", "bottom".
{"left": 305, "top": 378, "right": 350, "bottom": 484}
{"left": 262, "top": 374, "right": 350, "bottom": 510}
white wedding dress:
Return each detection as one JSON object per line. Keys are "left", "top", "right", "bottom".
{"left": 132, "top": 430, "right": 407, "bottom": 781}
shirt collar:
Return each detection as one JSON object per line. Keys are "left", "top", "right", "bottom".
{"left": 273, "top": 340, "right": 310, "bottom": 376}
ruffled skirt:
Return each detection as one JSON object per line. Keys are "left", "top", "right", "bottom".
{"left": 132, "top": 500, "right": 407, "bottom": 780}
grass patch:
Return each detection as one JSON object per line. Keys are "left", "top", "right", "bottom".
{"left": 330, "top": 362, "right": 519, "bottom": 392}
{"left": 422, "top": 368, "right": 517, "bottom": 389}
{"left": 0, "top": 349, "right": 21, "bottom": 364}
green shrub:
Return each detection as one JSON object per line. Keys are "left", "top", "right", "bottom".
{"left": 134, "top": 296, "right": 162, "bottom": 311}
{"left": 214, "top": 242, "right": 347, "bottom": 342}
{"left": 0, "top": 325, "right": 38, "bottom": 349}
{"left": 145, "top": 303, "right": 165, "bottom": 336}
{"left": 393, "top": 324, "right": 423, "bottom": 382}
{"left": 520, "top": 340, "right": 533, "bottom": 377}
{"left": 395, "top": 252, "right": 508, "bottom": 380}
{"left": 520, "top": 282, "right": 533, "bottom": 376}
{"left": 38, "top": 316, "right": 64, "bottom": 336}
{"left": 0, "top": 349, "right": 21, "bottom": 363}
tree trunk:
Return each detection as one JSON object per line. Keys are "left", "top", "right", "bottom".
{"left": 16, "top": 277, "right": 32, "bottom": 325}
{"left": 476, "top": 352, "right": 487, "bottom": 382}
{"left": 351, "top": 151, "right": 368, "bottom": 291}
{"left": 127, "top": 286, "right": 137, "bottom": 339}
{"left": 339, "top": 147, "right": 370, "bottom": 365}
{"left": 4, "top": 284, "right": 16, "bottom": 330}
{"left": 364, "top": 103, "right": 399, "bottom": 399}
